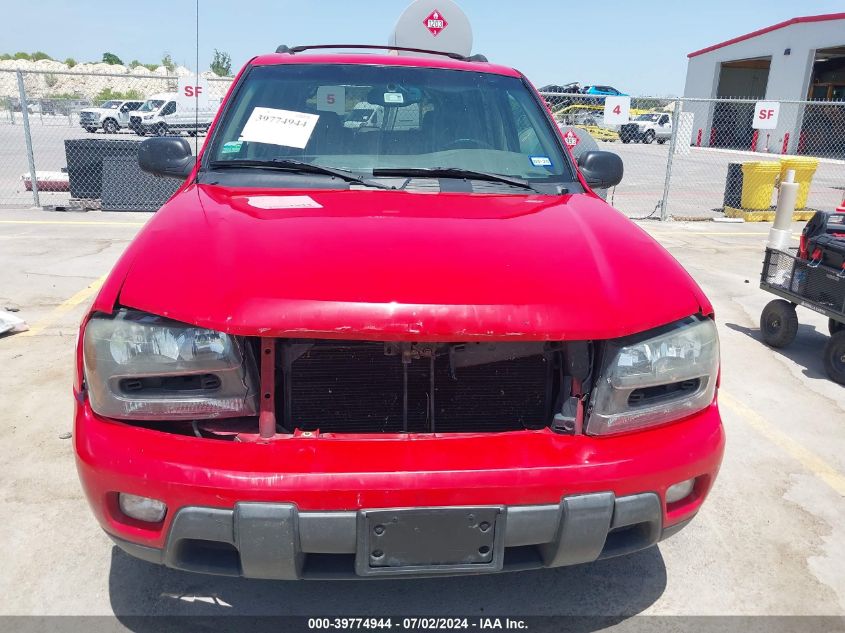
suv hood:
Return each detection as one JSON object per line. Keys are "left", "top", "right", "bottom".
{"left": 114, "top": 185, "right": 709, "bottom": 341}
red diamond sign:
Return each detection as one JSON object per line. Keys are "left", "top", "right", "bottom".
{"left": 562, "top": 129, "right": 580, "bottom": 149}
{"left": 423, "top": 9, "right": 448, "bottom": 36}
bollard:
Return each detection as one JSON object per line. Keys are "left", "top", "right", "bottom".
{"left": 768, "top": 169, "right": 798, "bottom": 250}
{"left": 750, "top": 130, "right": 758, "bottom": 152}
{"left": 697, "top": 129, "right": 702, "bottom": 147}
{"left": 781, "top": 132, "right": 789, "bottom": 155}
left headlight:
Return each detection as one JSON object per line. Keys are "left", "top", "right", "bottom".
{"left": 83, "top": 309, "right": 258, "bottom": 420}
{"left": 587, "top": 316, "right": 719, "bottom": 436}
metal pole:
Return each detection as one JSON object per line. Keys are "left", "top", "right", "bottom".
{"left": 17, "top": 71, "right": 39, "bottom": 208}
{"left": 658, "top": 99, "right": 682, "bottom": 221}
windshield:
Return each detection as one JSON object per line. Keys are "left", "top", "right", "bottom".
{"left": 207, "top": 63, "right": 574, "bottom": 185}
{"left": 636, "top": 113, "right": 661, "bottom": 122}
{"left": 101, "top": 100, "right": 121, "bottom": 109}
{"left": 138, "top": 99, "right": 165, "bottom": 113}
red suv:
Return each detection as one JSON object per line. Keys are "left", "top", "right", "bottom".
{"left": 75, "top": 46, "right": 724, "bottom": 579}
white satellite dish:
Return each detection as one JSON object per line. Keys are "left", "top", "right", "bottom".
{"left": 389, "top": 0, "right": 473, "bottom": 58}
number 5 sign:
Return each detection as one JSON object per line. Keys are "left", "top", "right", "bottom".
{"left": 316, "top": 85, "right": 346, "bottom": 115}
{"left": 753, "top": 101, "right": 780, "bottom": 129}
{"left": 603, "top": 96, "right": 631, "bottom": 125}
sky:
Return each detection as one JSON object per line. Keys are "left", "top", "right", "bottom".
{"left": 3, "top": 0, "right": 844, "bottom": 95}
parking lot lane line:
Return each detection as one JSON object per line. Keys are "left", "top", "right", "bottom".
{"left": 19, "top": 275, "right": 107, "bottom": 338}
{"left": 0, "top": 220, "right": 145, "bottom": 227}
{"left": 721, "top": 392, "right": 845, "bottom": 497}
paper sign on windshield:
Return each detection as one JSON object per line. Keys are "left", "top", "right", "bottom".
{"left": 239, "top": 107, "right": 320, "bottom": 149}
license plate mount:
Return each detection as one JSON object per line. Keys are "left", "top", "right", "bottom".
{"left": 355, "top": 506, "right": 505, "bottom": 577}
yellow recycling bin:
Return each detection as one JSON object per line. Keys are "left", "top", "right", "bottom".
{"left": 740, "top": 162, "right": 780, "bottom": 210}
{"left": 779, "top": 157, "right": 819, "bottom": 209}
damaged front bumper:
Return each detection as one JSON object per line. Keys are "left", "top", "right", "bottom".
{"left": 110, "top": 493, "right": 690, "bottom": 579}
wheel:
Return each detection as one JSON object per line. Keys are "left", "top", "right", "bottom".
{"left": 621, "top": 137, "right": 631, "bottom": 144}
{"left": 135, "top": 127, "right": 145, "bottom": 136}
{"left": 642, "top": 130, "right": 655, "bottom": 144}
{"left": 656, "top": 138, "right": 667, "bottom": 144}
{"left": 823, "top": 331, "right": 845, "bottom": 385}
{"left": 155, "top": 123, "right": 168, "bottom": 136}
{"left": 187, "top": 130, "right": 197, "bottom": 137}
{"left": 760, "top": 299, "right": 799, "bottom": 348}
{"left": 829, "top": 319, "right": 845, "bottom": 336}
{"left": 102, "top": 118, "right": 119, "bottom": 134}
{"left": 84, "top": 126, "right": 97, "bottom": 133}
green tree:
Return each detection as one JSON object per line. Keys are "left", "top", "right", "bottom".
{"left": 161, "top": 53, "right": 174, "bottom": 72}
{"left": 95, "top": 87, "right": 144, "bottom": 103}
{"left": 143, "top": 63, "right": 158, "bottom": 72}
{"left": 64, "top": 57, "right": 77, "bottom": 68}
{"left": 102, "top": 52, "right": 123, "bottom": 65}
{"left": 13, "top": 52, "right": 31, "bottom": 60}
{"left": 0, "top": 54, "right": 11, "bottom": 60}
{"left": 210, "top": 49, "right": 231, "bottom": 76}
{"left": 31, "top": 51, "right": 52, "bottom": 61}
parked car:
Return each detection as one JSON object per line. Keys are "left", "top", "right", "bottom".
{"left": 79, "top": 99, "right": 144, "bottom": 133}
{"left": 129, "top": 92, "right": 218, "bottom": 136}
{"left": 582, "top": 85, "right": 627, "bottom": 97}
{"left": 619, "top": 112, "right": 672, "bottom": 144}
{"left": 75, "top": 43, "right": 724, "bottom": 580}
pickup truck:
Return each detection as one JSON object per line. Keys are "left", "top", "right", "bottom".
{"left": 619, "top": 112, "right": 672, "bottom": 144}
{"left": 78, "top": 99, "right": 144, "bottom": 133}
{"left": 74, "top": 42, "right": 724, "bottom": 580}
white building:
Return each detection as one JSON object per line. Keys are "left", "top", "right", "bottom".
{"left": 683, "top": 12, "right": 845, "bottom": 156}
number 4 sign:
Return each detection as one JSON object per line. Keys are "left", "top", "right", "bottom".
{"left": 753, "top": 101, "right": 780, "bottom": 129}
{"left": 603, "top": 96, "right": 631, "bottom": 125}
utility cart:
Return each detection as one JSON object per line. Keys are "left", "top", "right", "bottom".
{"left": 760, "top": 247, "right": 845, "bottom": 384}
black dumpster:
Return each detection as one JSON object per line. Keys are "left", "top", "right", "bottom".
{"left": 64, "top": 139, "right": 141, "bottom": 199}
{"left": 101, "top": 157, "right": 181, "bottom": 211}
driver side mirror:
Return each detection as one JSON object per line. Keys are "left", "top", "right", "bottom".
{"left": 138, "top": 136, "right": 196, "bottom": 179}
{"left": 577, "top": 151, "right": 623, "bottom": 189}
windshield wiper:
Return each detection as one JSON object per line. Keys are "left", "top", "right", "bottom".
{"left": 371, "top": 167, "right": 539, "bottom": 192}
{"left": 208, "top": 159, "right": 394, "bottom": 190}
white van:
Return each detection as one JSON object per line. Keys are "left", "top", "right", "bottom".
{"left": 129, "top": 92, "right": 220, "bottom": 137}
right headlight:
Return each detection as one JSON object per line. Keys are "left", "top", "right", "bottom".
{"left": 83, "top": 309, "right": 258, "bottom": 420}
{"left": 587, "top": 316, "right": 719, "bottom": 436}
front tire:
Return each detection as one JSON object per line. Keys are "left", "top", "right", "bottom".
{"left": 643, "top": 130, "right": 655, "bottom": 144}
{"left": 823, "top": 331, "right": 845, "bottom": 385}
{"left": 102, "top": 118, "right": 119, "bottom": 134}
{"left": 84, "top": 126, "right": 97, "bottom": 133}
{"left": 760, "top": 299, "right": 798, "bottom": 348}
{"left": 656, "top": 137, "right": 667, "bottom": 144}
{"left": 155, "top": 123, "right": 168, "bottom": 136}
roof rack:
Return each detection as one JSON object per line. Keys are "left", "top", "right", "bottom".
{"left": 274, "top": 44, "right": 487, "bottom": 63}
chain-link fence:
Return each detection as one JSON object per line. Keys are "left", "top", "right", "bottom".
{"left": 539, "top": 91, "right": 845, "bottom": 220}
{"left": 0, "top": 69, "right": 843, "bottom": 220}
{"left": 0, "top": 68, "right": 232, "bottom": 209}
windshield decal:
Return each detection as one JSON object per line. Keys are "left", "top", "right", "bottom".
{"left": 316, "top": 86, "right": 346, "bottom": 114}
{"left": 244, "top": 195, "right": 323, "bottom": 209}
{"left": 238, "top": 107, "right": 320, "bottom": 149}
{"left": 221, "top": 141, "right": 243, "bottom": 154}
{"left": 529, "top": 156, "right": 552, "bottom": 167}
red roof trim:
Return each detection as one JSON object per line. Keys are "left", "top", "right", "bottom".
{"left": 687, "top": 12, "right": 845, "bottom": 58}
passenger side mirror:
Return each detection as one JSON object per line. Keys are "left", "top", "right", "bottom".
{"left": 577, "top": 150, "right": 623, "bottom": 189}
{"left": 138, "top": 136, "right": 196, "bottom": 179}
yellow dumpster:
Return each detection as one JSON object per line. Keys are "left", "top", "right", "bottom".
{"left": 779, "top": 157, "right": 819, "bottom": 209}
{"left": 740, "top": 162, "right": 780, "bottom": 210}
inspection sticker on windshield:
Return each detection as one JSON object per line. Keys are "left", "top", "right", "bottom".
{"left": 530, "top": 156, "right": 552, "bottom": 167}
{"left": 245, "top": 195, "right": 322, "bottom": 209}
{"left": 238, "top": 107, "right": 320, "bottom": 149}
{"left": 384, "top": 92, "right": 404, "bottom": 104}
{"left": 221, "top": 140, "right": 243, "bottom": 154}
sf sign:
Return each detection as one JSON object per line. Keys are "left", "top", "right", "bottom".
{"left": 177, "top": 75, "right": 209, "bottom": 111}
{"left": 562, "top": 129, "right": 580, "bottom": 149}
{"left": 752, "top": 101, "right": 780, "bottom": 130}
{"left": 423, "top": 9, "right": 448, "bottom": 36}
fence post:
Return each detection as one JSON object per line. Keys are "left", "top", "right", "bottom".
{"left": 658, "top": 100, "right": 682, "bottom": 221}
{"left": 16, "top": 71, "right": 39, "bottom": 208}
